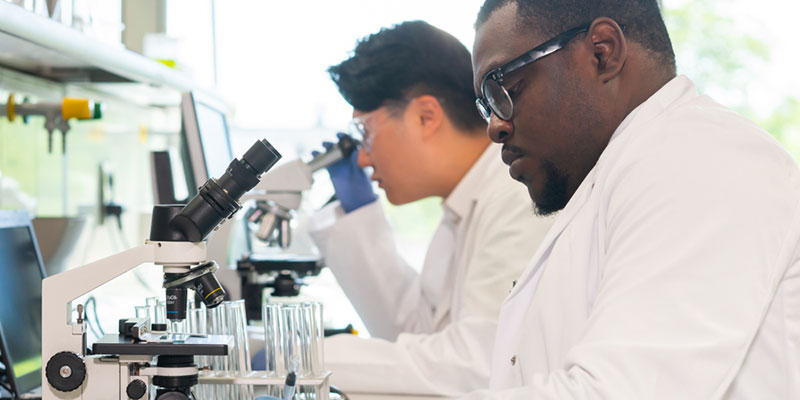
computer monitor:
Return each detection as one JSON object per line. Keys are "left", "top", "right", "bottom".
{"left": 0, "top": 210, "right": 46, "bottom": 397}
{"left": 179, "top": 91, "right": 234, "bottom": 197}
{"left": 150, "top": 92, "right": 234, "bottom": 204}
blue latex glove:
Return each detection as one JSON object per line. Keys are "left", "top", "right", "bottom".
{"left": 313, "top": 132, "right": 377, "bottom": 213}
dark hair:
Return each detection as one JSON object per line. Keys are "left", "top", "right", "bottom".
{"left": 476, "top": 0, "right": 676, "bottom": 71}
{"left": 328, "top": 20, "right": 486, "bottom": 133}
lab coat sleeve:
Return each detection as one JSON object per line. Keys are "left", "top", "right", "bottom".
{"left": 308, "top": 201, "right": 423, "bottom": 340}
{"left": 325, "top": 191, "right": 544, "bottom": 396}
{"left": 460, "top": 117, "right": 800, "bottom": 399}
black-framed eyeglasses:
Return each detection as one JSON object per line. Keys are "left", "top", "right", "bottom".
{"left": 475, "top": 23, "right": 593, "bottom": 122}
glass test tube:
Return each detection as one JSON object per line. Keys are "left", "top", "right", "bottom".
{"left": 301, "top": 302, "right": 325, "bottom": 376}
{"left": 154, "top": 300, "right": 167, "bottom": 324}
{"left": 227, "top": 300, "right": 253, "bottom": 399}
{"left": 188, "top": 305, "right": 211, "bottom": 400}
{"left": 134, "top": 305, "right": 150, "bottom": 320}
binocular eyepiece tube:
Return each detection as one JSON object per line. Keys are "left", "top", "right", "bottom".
{"left": 171, "top": 138, "right": 282, "bottom": 242}
{"left": 150, "top": 139, "right": 282, "bottom": 320}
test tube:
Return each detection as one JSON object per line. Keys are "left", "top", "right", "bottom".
{"left": 169, "top": 319, "right": 187, "bottom": 334}
{"left": 134, "top": 305, "right": 150, "bottom": 320}
{"left": 262, "top": 303, "right": 286, "bottom": 377}
{"left": 188, "top": 306, "right": 207, "bottom": 335}
{"left": 282, "top": 304, "right": 303, "bottom": 375}
{"left": 207, "top": 303, "right": 235, "bottom": 399}
{"left": 301, "top": 302, "right": 325, "bottom": 376}
{"left": 145, "top": 296, "right": 159, "bottom": 323}
{"left": 226, "top": 300, "right": 253, "bottom": 399}
{"left": 188, "top": 305, "right": 211, "bottom": 400}
{"left": 154, "top": 300, "right": 167, "bottom": 324}
{"left": 262, "top": 303, "right": 285, "bottom": 398}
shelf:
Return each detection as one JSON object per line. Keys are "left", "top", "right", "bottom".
{"left": 0, "top": 2, "right": 227, "bottom": 109}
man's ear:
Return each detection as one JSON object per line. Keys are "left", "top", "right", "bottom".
{"left": 588, "top": 17, "right": 627, "bottom": 83}
{"left": 409, "top": 95, "right": 445, "bottom": 139}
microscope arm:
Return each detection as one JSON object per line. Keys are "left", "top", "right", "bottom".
{"left": 243, "top": 159, "right": 311, "bottom": 210}
{"left": 42, "top": 241, "right": 207, "bottom": 362}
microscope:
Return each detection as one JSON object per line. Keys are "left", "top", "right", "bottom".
{"left": 237, "top": 134, "right": 360, "bottom": 321}
{"left": 41, "top": 139, "right": 281, "bottom": 400}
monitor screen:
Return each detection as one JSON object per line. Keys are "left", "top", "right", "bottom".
{"left": 0, "top": 213, "right": 45, "bottom": 396}
{"left": 195, "top": 100, "right": 233, "bottom": 179}
{"left": 180, "top": 92, "right": 234, "bottom": 197}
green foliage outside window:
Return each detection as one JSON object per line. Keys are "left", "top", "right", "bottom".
{"left": 665, "top": 1, "right": 800, "bottom": 159}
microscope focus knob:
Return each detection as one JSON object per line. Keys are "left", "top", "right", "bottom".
{"left": 126, "top": 379, "right": 148, "bottom": 399}
{"left": 45, "top": 351, "right": 86, "bottom": 392}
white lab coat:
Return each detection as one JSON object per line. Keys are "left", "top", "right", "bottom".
{"left": 461, "top": 75, "right": 800, "bottom": 400}
{"left": 309, "top": 145, "right": 553, "bottom": 395}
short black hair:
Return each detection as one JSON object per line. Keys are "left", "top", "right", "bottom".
{"left": 329, "top": 20, "right": 486, "bottom": 133}
{"left": 476, "top": 0, "right": 676, "bottom": 71}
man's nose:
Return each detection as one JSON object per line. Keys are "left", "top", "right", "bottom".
{"left": 357, "top": 148, "right": 371, "bottom": 168}
{"left": 487, "top": 115, "right": 513, "bottom": 144}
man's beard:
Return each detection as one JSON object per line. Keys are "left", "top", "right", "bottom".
{"left": 532, "top": 160, "right": 569, "bottom": 216}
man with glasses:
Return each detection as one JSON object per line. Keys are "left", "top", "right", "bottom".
{"left": 307, "top": 20, "right": 553, "bottom": 395}
{"left": 463, "top": 0, "right": 800, "bottom": 398}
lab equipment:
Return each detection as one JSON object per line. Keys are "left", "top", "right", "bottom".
{"left": 243, "top": 132, "right": 361, "bottom": 249}
{"left": 151, "top": 91, "right": 357, "bottom": 321}
{"left": 161, "top": 300, "right": 252, "bottom": 400}
{"left": 41, "top": 138, "right": 282, "bottom": 399}
{"left": 0, "top": 210, "right": 47, "bottom": 398}
{"left": 150, "top": 91, "right": 243, "bottom": 303}
{"left": 260, "top": 301, "right": 325, "bottom": 398}
{"left": 2, "top": 93, "right": 103, "bottom": 154}
{"left": 237, "top": 133, "right": 360, "bottom": 321}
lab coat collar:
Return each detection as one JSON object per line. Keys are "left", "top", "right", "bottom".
{"left": 593, "top": 75, "right": 698, "bottom": 177}
{"left": 608, "top": 75, "right": 697, "bottom": 144}
{"left": 443, "top": 144, "right": 500, "bottom": 222}
{"left": 503, "top": 75, "right": 699, "bottom": 302}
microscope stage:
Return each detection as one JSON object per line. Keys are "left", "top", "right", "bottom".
{"left": 92, "top": 333, "right": 231, "bottom": 356}
{"left": 238, "top": 253, "right": 321, "bottom": 276}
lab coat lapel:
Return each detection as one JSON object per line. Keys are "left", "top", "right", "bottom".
{"left": 503, "top": 170, "right": 598, "bottom": 303}
{"left": 489, "top": 175, "right": 596, "bottom": 388}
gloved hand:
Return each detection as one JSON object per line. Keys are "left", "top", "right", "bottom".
{"left": 313, "top": 132, "right": 377, "bottom": 213}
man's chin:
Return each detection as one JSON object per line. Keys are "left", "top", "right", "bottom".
{"left": 532, "top": 200, "right": 561, "bottom": 216}
{"left": 384, "top": 190, "right": 416, "bottom": 206}
{"left": 528, "top": 167, "right": 569, "bottom": 216}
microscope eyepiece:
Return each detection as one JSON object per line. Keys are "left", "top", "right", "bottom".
{"left": 170, "top": 139, "right": 281, "bottom": 242}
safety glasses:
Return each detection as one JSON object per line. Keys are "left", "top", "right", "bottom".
{"left": 347, "top": 117, "right": 374, "bottom": 153}
{"left": 475, "top": 23, "right": 592, "bottom": 121}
